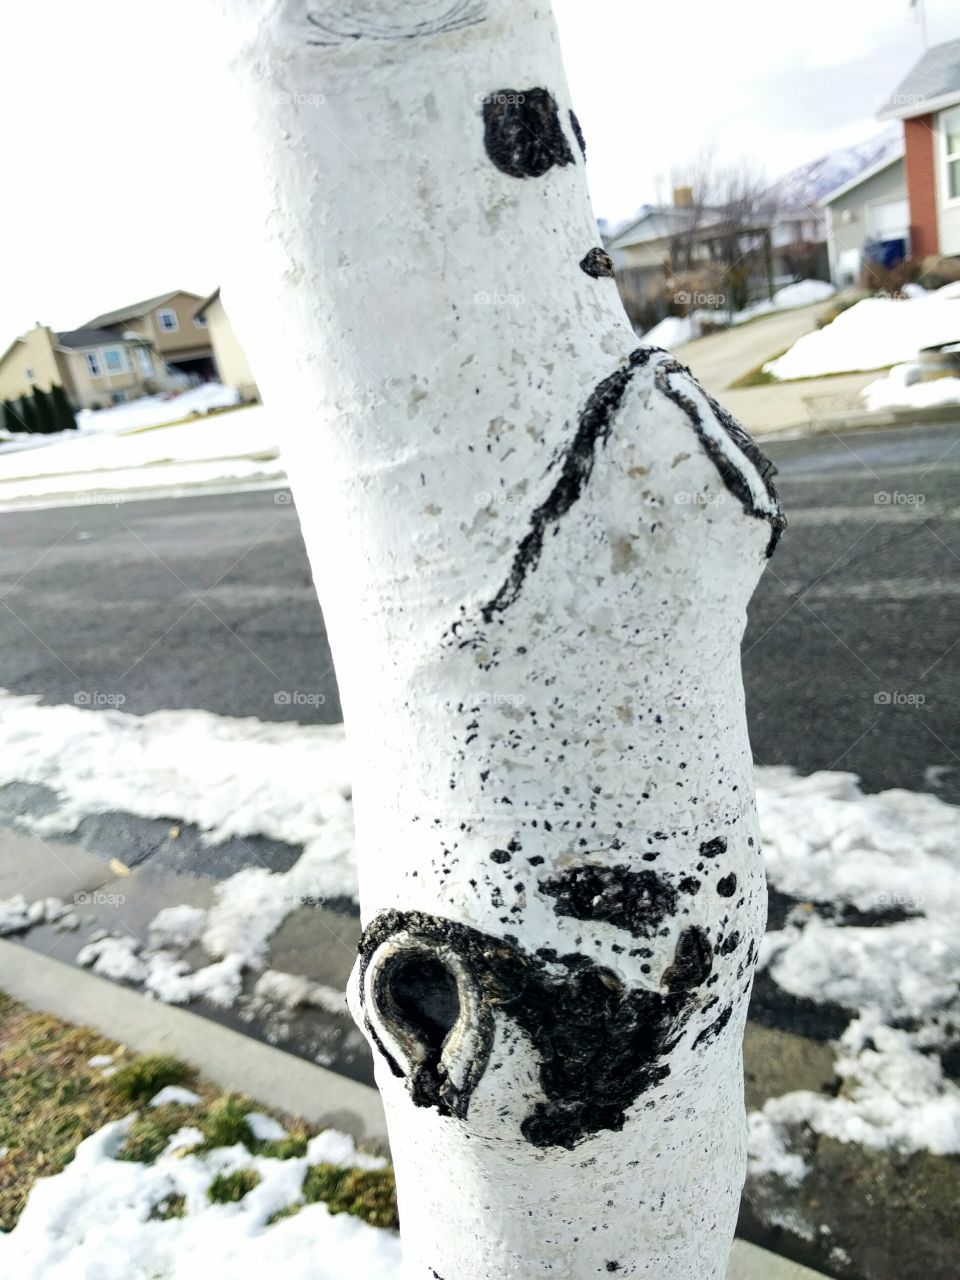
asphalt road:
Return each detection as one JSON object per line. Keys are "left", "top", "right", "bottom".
{"left": 0, "top": 421, "right": 958, "bottom": 803}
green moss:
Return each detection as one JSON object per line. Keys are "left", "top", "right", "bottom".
{"left": 207, "top": 1168, "right": 261, "bottom": 1203}
{"left": 108, "top": 1056, "right": 196, "bottom": 1104}
{"left": 302, "top": 1162, "right": 399, "bottom": 1230}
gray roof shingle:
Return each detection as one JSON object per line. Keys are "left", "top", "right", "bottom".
{"left": 879, "top": 37, "right": 960, "bottom": 119}
{"left": 56, "top": 327, "right": 143, "bottom": 349}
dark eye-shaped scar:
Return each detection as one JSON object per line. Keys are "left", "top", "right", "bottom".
{"left": 482, "top": 87, "right": 577, "bottom": 178}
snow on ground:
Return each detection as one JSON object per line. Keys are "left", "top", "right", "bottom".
{"left": 748, "top": 766, "right": 960, "bottom": 1182}
{"left": 860, "top": 361, "right": 960, "bottom": 411}
{"left": 764, "top": 289, "right": 960, "bottom": 380}
{"left": 75, "top": 384, "right": 242, "bottom": 434}
{"left": 1, "top": 693, "right": 959, "bottom": 1166}
{"left": 0, "top": 1117, "right": 401, "bottom": 1280}
{"left": 770, "top": 280, "right": 835, "bottom": 309}
{"left": 642, "top": 314, "right": 699, "bottom": 350}
{"left": 0, "top": 388, "right": 282, "bottom": 507}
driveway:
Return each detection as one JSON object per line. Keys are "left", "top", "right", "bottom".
{"left": 671, "top": 299, "right": 877, "bottom": 436}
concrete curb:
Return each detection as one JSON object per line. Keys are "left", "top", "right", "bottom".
{"left": 0, "top": 937, "right": 386, "bottom": 1143}
{"left": 728, "top": 1240, "right": 828, "bottom": 1279}
{"left": 0, "top": 939, "right": 827, "bottom": 1278}
{"left": 758, "top": 402, "right": 960, "bottom": 440}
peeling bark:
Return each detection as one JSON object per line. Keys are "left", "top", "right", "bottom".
{"left": 203, "top": 1, "right": 784, "bottom": 1275}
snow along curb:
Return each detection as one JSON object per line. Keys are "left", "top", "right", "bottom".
{"left": 0, "top": 937, "right": 386, "bottom": 1143}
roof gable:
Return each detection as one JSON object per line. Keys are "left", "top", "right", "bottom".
{"left": 84, "top": 290, "right": 202, "bottom": 329}
{"left": 878, "top": 37, "right": 960, "bottom": 120}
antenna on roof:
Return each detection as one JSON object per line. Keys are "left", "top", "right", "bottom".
{"left": 909, "top": 0, "right": 929, "bottom": 49}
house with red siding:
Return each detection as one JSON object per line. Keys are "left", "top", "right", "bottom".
{"left": 878, "top": 37, "right": 960, "bottom": 260}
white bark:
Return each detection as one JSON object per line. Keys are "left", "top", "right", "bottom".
{"left": 202, "top": 3, "right": 785, "bottom": 1276}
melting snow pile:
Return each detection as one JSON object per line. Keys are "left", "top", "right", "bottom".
{"left": 0, "top": 1121, "right": 400, "bottom": 1280}
{"left": 1, "top": 691, "right": 959, "bottom": 1170}
{"left": 860, "top": 361, "right": 960, "bottom": 411}
{"left": 748, "top": 767, "right": 960, "bottom": 1183}
{"left": 764, "top": 289, "right": 960, "bottom": 380}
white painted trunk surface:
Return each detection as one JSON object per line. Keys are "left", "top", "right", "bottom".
{"left": 202, "top": 2, "right": 785, "bottom": 1276}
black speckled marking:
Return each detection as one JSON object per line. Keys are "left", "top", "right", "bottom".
{"left": 699, "top": 836, "right": 727, "bottom": 859}
{"left": 538, "top": 863, "right": 678, "bottom": 938}
{"left": 716, "top": 873, "right": 737, "bottom": 898}
{"left": 569, "top": 109, "right": 587, "bottom": 157}
{"left": 359, "top": 909, "right": 716, "bottom": 1150}
{"left": 479, "top": 349, "right": 651, "bottom": 623}
{"left": 652, "top": 354, "right": 785, "bottom": 555}
{"left": 306, "top": 2, "right": 486, "bottom": 44}
{"left": 691, "top": 1002, "right": 733, "bottom": 1049}
{"left": 483, "top": 87, "right": 575, "bottom": 179}
{"left": 662, "top": 926, "right": 713, "bottom": 992}
{"left": 580, "top": 247, "right": 615, "bottom": 278}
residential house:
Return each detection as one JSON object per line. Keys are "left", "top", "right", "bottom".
{"left": 604, "top": 197, "right": 776, "bottom": 328}
{"left": 194, "top": 290, "right": 259, "bottom": 401}
{"left": 878, "top": 37, "right": 960, "bottom": 260}
{"left": 821, "top": 149, "right": 908, "bottom": 287}
{"left": 84, "top": 290, "right": 218, "bottom": 382}
{"left": 0, "top": 322, "right": 177, "bottom": 411}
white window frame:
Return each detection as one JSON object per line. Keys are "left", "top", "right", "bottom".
{"left": 156, "top": 308, "right": 180, "bottom": 333}
{"left": 942, "top": 105, "right": 960, "bottom": 206}
{"left": 84, "top": 351, "right": 102, "bottom": 378}
{"left": 136, "top": 346, "right": 154, "bottom": 376}
{"left": 103, "top": 347, "right": 126, "bottom": 374}
{"left": 193, "top": 313, "right": 207, "bottom": 329}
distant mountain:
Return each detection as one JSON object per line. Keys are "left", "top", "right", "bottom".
{"left": 773, "top": 125, "right": 903, "bottom": 211}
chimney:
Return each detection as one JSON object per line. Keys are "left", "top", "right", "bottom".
{"left": 673, "top": 186, "right": 694, "bottom": 208}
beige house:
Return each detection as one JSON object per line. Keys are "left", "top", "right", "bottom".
{"left": 194, "top": 289, "right": 259, "bottom": 401}
{"left": 85, "top": 290, "right": 217, "bottom": 381}
{"left": 0, "top": 323, "right": 176, "bottom": 411}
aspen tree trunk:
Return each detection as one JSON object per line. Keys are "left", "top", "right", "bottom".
{"left": 204, "top": 3, "right": 785, "bottom": 1275}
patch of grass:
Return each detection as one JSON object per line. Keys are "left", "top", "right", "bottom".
{"left": 259, "top": 1134, "right": 309, "bottom": 1160}
{"left": 207, "top": 1168, "right": 261, "bottom": 1203}
{"left": 107, "top": 1055, "right": 196, "bottom": 1104}
{"left": 0, "top": 1001, "right": 126, "bottom": 1230}
{"left": 116, "top": 1105, "right": 200, "bottom": 1163}
{"left": 267, "top": 1202, "right": 302, "bottom": 1225}
{"left": 196, "top": 1093, "right": 255, "bottom": 1150}
{"left": 302, "top": 1162, "right": 399, "bottom": 1230}
{"left": 149, "top": 1192, "right": 187, "bottom": 1220}
{"left": 729, "top": 350, "right": 789, "bottom": 388}
{"left": 0, "top": 991, "right": 400, "bottom": 1238}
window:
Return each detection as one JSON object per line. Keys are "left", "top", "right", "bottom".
{"left": 156, "top": 309, "right": 179, "bottom": 333}
{"left": 25, "top": 367, "right": 35, "bottom": 383}
{"left": 945, "top": 106, "right": 960, "bottom": 201}
{"left": 111, "top": 391, "right": 127, "bottom": 405}
{"left": 136, "top": 346, "right": 153, "bottom": 376}
{"left": 85, "top": 351, "right": 102, "bottom": 377}
{"left": 193, "top": 313, "right": 207, "bottom": 329}
{"left": 103, "top": 348, "right": 125, "bottom": 373}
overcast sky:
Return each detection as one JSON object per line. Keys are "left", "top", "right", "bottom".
{"left": 1, "top": 0, "right": 956, "bottom": 345}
